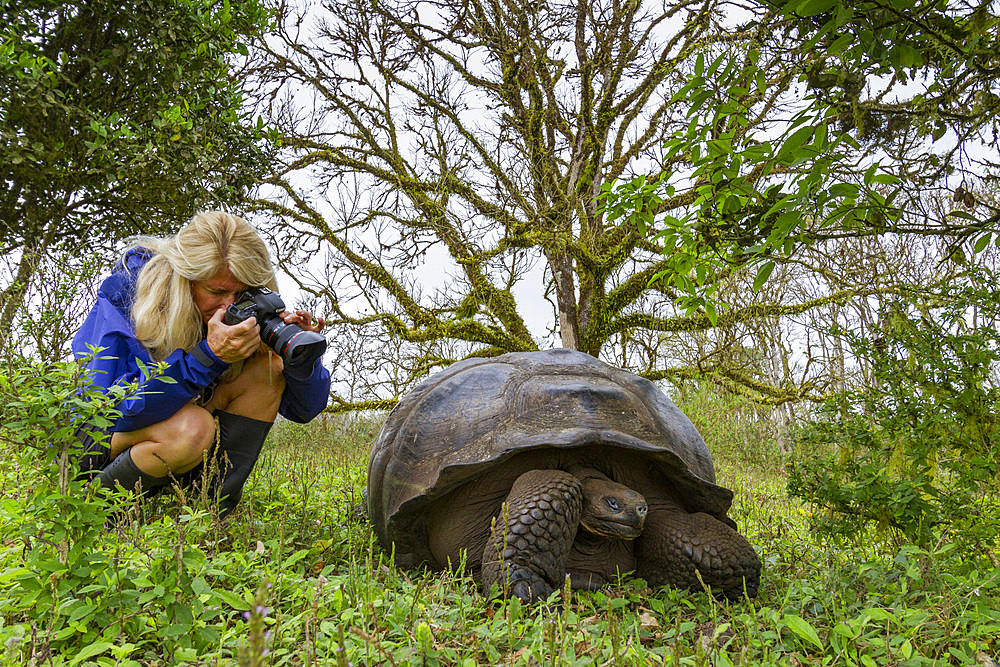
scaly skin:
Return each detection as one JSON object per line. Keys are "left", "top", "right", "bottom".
{"left": 481, "top": 470, "right": 582, "bottom": 603}
{"left": 479, "top": 467, "right": 760, "bottom": 602}
{"left": 578, "top": 476, "right": 647, "bottom": 539}
{"left": 636, "top": 510, "right": 761, "bottom": 600}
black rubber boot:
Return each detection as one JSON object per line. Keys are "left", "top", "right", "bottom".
{"left": 95, "top": 447, "right": 172, "bottom": 495}
{"left": 213, "top": 411, "right": 273, "bottom": 519}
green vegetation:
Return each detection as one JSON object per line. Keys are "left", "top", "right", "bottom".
{"left": 0, "top": 0, "right": 272, "bottom": 351}
{"left": 1, "top": 362, "right": 996, "bottom": 665}
{"left": 789, "top": 271, "right": 1000, "bottom": 554}
{"left": 2, "top": 0, "right": 997, "bottom": 663}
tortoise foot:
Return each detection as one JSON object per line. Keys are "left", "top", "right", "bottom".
{"left": 569, "top": 572, "right": 608, "bottom": 591}
{"left": 481, "top": 469, "right": 582, "bottom": 603}
{"left": 637, "top": 511, "right": 761, "bottom": 600}
{"left": 508, "top": 568, "right": 553, "bottom": 604}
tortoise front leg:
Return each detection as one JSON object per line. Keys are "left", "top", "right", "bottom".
{"left": 481, "top": 469, "right": 582, "bottom": 603}
{"left": 636, "top": 510, "right": 761, "bottom": 600}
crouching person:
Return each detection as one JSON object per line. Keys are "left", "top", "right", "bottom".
{"left": 72, "top": 211, "right": 331, "bottom": 518}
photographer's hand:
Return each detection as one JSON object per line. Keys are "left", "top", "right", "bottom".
{"left": 206, "top": 308, "right": 261, "bottom": 363}
{"left": 279, "top": 309, "right": 325, "bottom": 333}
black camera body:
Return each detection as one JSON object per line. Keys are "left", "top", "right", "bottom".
{"left": 223, "top": 287, "right": 326, "bottom": 380}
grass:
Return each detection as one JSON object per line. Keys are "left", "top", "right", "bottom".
{"left": 1, "top": 397, "right": 998, "bottom": 666}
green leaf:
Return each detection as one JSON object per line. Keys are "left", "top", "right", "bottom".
{"left": 69, "top": 642, "right": 115, "bottom": 666}
{"left": 784, "top": 614, "right": 824, "bottom": 650}
{"left": 862, "top": 164, "right": 881, "bottom": 185}
{"left": 828, "top": 33, "right": 853, "bottom": 54}
{"left": 832, "top": 623, "right": 854, "bottom": 638}
{"left": 67, "top": 601, "right": 95, "bottom": 623}
{"left": 706, "top": 52, "right": 727, "bottom": 77}
{"left": 813, "top": 121, "right": 828, "bottom": 149}
{"left": 893, "top": 44, "right": 923, "bottom": 69}
{"left": 772, "top": 210, "right": 802, "bottom": 236}
{"left": 948, "top": 647, "right": 971, "bottom": 663}
{"left": 285, "top": 548, "right": 312, "bottom": 568}
{"left": 173, "top": 603, "right": 194, "bottom": 627}
{"left": 869, "top": 173, "right": 899, "bottom": 185}
{"left": 161, "top": 623, "right": 190, "bottom": 638}
{"left": 753, "top": 261, "right": 775, "bottom": 292}
{"left": 689, "top": 90, "right": 714, "bottom": 114}
{"left": 797, "top": 0, "right": 837, "bottom": 16}
{"left": 828, "top": 183, "right": 860, "bottom": 199}
{"left": 704, "top": 302, "right": 718, "bottom": 326}
{"left": 214, "top": 589, "right": 250, "bottom": 610}
{"left": 671, "top": 77, "right": 701, "bottom": 103}
{"left": 863, "top": 607, "right": 896, "bottom": 623}
{"left": 777, "top": 126, "right": 815, "bottom": 161}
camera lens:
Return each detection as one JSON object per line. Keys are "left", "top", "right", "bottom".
{"left": 287, "top": 343, "right": 311, "bottom": 365}
{"left": 259, "top": 314, "right": 327, "bottom": 380}
{"left": 258, "top": 316, "right": 288, "bottom": 351}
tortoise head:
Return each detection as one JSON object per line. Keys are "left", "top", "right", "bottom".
{"left": 579, "top": 477, "right": 647, "bottom": 540}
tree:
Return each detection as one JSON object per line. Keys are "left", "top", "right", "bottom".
{"left": 594, "top": 0, "right": 1000, "bottom": 409}
{"left": 787, "top": 266, "right": 1000, "bottom": 553}
{"left": 0, "top": 0, "right": 273, "bottom": 351}
{"left": 253, "top": 0, "right": 998, "bottom": 409}
{"left": 254, "top": 0, "right": 868, "bottom": 399}
{"left": 690, "top": 0, "right": 1000, "bottom": 551}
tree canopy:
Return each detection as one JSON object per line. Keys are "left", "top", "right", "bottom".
{"left": 252, "top": 0, "right": 789, "bottom": 402}
{"left": 0, "top": 0, "right": 273, "bottom": 350}
{"left": 642, "top": 0, "right": 1000, "bottom": 302}
{"left": 251, "top": 0, "right": 998, "bottom": 409}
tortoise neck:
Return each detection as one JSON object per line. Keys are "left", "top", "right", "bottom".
{"left": 564, "top": 462, "right": 612, "bottom": 482}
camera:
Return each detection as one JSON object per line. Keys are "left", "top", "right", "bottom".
{"left": 223, "top": 287, "right": 327, "bottom": 380}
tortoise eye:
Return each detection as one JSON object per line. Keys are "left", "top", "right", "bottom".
{"left": 606, "top": 498, "right": 621, "bottom": 511}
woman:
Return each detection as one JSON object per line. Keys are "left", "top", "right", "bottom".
{"left": 73, "top": 211, "right": 331, "bottom": 517}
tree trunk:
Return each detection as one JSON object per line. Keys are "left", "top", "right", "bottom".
{"left": 546, "top": 251, "right": 580, "bottom": 350}
{"left": 0, "top": 227, "right": 54, "bottom": 356}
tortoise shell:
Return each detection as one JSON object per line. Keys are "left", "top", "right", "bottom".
{"left": 366, "top": 348, "right": 737, "bottom": 568}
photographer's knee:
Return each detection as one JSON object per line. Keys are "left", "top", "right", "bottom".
{"left": 172, "top": 405, "right": 216, "bottom": 460}
{"left": 206, "top": 350, "right": 286, "bottom": 420}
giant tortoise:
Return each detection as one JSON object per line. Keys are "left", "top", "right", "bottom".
{"left": 365, "top": 348, "right": 761, "bottom": 602}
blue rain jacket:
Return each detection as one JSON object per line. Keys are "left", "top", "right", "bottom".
{"left": 72, "top": 248, "right": 331, "bottom": 432}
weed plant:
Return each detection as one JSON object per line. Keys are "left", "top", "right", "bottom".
{"left": 0, "top": 360, "right": 997, "bottom": 665}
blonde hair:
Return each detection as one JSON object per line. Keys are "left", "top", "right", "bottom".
{"left": 128, "top": 212, "right": 277, "bottom": 377}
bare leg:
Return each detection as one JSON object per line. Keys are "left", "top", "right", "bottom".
{"left": 105, "top": 349, "right": 284, "bottom": 484}
{"left": 109, "top": 403, "right": 216, "bottom": 477}
{"left": 203, "top": 349, "right": 285, "bottom": 420}
{"left": 481, "top": 469, "right": 582, "bottom": 603}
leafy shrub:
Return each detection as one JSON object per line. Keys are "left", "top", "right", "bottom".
{"left": 788, "top": 270, "right": 1000, "bottom": 557}
{"left": 0, "top": 354, "right": 261, "bottom": 663}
